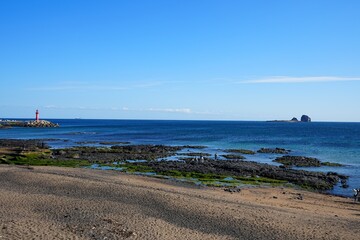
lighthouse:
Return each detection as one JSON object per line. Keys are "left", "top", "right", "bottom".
{"left": 35, "top": 109, "right": 39, "bottom": 121}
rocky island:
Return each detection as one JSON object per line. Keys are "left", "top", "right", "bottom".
{"left": 267, "top": 115, "right": 312, "bottom": 123}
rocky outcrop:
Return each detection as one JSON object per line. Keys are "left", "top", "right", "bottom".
{"left": 274, "top": 156, "right": 343, "bottom": 168}
{"left": 0, "top": 139, "right": 48, "bottom": 150}
{"left": 267, "top": 115, "right": 311, "bottom": 122}
{"left": 274, "top": 156, "right": 321, "bottom": 167}
{"left": 301, "top": 115, "right": 311, "bottom": 122}
{"left": 139, "top": 160, "right": 348, "bottom": 190}
{"left": 53, "top": 145, "right": 184, "bottom": 162}
{"left": 24, "top": 120, "right": 59, "bottom": 128}
{"left": 224, "top": 149, "right": 256, "bottom": 155}
{"left": 257, "top": 148, "right": 291, "bottom": 154}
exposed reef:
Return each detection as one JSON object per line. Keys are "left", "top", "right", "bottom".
{"left": 0, "top": 139, "right": 349, "bottom": 191}
{"left": 274, "top": 156, "right": 321, "bottom": 167}
{"left": 274, "top": 155, "right": 343, "bottom": 167}
{"left": 137, "top": 160, "right": 347, "bottom": 190}
{"left": 257, "top": 148, "right": 291, "bottom": 154}
{"left": 224, "top": 149, "right": 256, "bottom": 155}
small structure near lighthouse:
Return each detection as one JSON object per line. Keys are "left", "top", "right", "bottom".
{"left": 35, "top": 109, "right": 39, "bottom": 121}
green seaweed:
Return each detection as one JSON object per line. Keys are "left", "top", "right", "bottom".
{"left": 3, "top": 151, "right": 89, "bottom": 167}
{"left": 123, "top": 164, "right": 155, "bottom": 173}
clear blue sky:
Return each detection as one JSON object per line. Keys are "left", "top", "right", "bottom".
{"left": 1, "top": 0, "right": 359, "bottom": 121}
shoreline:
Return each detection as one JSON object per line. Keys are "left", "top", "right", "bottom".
{"left": 0, "top": 164, "right": 359, "bottom": 239}
{"left": 0, "top": 138, "right": 352, "bottom": 197}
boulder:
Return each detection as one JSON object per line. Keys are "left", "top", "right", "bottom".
{"left": 301, "top": 115, "right": 311, "bottom": 122}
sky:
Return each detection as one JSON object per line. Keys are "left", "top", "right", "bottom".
{"left": 1, "top": 0, "right": 360, "bottom": 121}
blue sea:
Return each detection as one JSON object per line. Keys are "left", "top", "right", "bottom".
{"left": 1, "top": 119, "right": 359, "bottom": 197}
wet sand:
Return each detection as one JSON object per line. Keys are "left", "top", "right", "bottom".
{"left": 0, "top": 165, "right": 359, "bottom": 239}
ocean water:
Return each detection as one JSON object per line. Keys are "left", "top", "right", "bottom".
{"left": 1, "top": 119, "right": 359, "bottom": 197}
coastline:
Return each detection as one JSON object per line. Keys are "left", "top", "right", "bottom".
{"left": 1, "top": 165, "right": 359, "bottom": 239}
{"left": 0, "top": 139, "right": 349, "bottom": 194}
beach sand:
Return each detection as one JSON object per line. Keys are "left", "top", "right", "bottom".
{"left": 0, "top": 165, "right": 359, "bottom": 240}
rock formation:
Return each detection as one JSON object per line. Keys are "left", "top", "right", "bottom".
{"left": 257, "top": 148, "right": 291, "bottom": 154}
{"left": 268, "top": 115, "right": 312, "bottom": 123}
{"left": 301, "top": 115, "right": 311, "bottom": 122}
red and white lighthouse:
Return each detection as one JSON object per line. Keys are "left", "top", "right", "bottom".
{"left": 35, "top": 109, "right": 39, "bottom": 121}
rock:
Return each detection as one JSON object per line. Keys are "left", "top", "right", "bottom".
{"left": 290, "top": 117, "right": 299, "bottom": 122}
{"left": 224, "top": 149, "right": 256, "bottom": 155}
{"left": 301, "top": 115, "right": 311, "bottom": 122}
{"left": 274, "top": 156, "right": 321, "bottom": 167}
{"left": 257, "top": 148, "right": 291, "bottom": 154}
{"left": 141, "top": 159, "right": 348, "bottom": 190}
{"left": 0, "top": 139, "right": 48, "bottom": 150}
{"left": 221, "top": 154, "right": 246, "bottom": 160}
{"left": 224, "top": 187, "right": 241, "bottom": 193}
{"left": 53, "top": 145, "right": 185, "bottom": 161}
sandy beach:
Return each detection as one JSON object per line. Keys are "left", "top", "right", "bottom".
{"left": 0, "top": 165, "right": 359, "bottom": 240}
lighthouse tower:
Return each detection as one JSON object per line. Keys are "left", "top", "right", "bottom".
{"left": 35, "top": 110, "right": 39, "bottom": 121}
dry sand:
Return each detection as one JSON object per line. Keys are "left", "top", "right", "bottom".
{"left": 0, "top": 165, "right": 359, "bottom": 240}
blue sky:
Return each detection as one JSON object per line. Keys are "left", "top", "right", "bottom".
{"left": 1, "top": 0, "right": 360, "bottom": 121}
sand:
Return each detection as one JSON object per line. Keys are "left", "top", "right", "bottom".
{"left": 0, "top": 165, "right": 359, "bottom": 240}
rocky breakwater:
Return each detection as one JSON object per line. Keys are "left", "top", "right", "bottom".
{"left": 0, "top": 124, "right": 11, "bottom": 129}
{"left": 0, "top": 120, "right": 59, "bottom": 128}
{"left": 24, "top": 120, "right": 59, "bottom": 128}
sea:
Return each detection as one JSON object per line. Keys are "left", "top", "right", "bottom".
{"left": 1, "top": 119, "right": 359, "bottom": 197}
